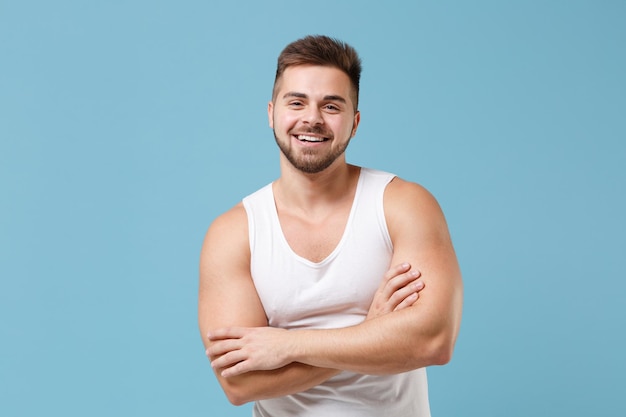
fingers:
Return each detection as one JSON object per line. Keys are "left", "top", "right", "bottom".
{"left": 382, "top": 262, "right": 412, "bottom": 282}
{"left": 367, "top": 263, "right": 425, "bottom": 319}
{"left": 220, "top": 361, "right": 248, "bottom": 378}
{"left": 206, "top": 327, "right": 251, "bottom": 360}
{"left": 393, "top": 292, "right": 418, "bottom": 312}
{"left": 210, "top": 348, "right": 246, "bottom": 373}
{"left": 389, "top": 277, "right": 424, "bottom": 310}
{"left": 206, "top": 336, "right": 249, "bottom": 377}
{"left": 206, "top": 338, "right": 241, "bottom": 360}
{"left": 381, "top": 265, "right": 423, "bottom": 300}
{"left": 207, "top": 327, "right": 247, "bottom": 341}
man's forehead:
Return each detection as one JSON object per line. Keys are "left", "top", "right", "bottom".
{"left": 275, "top": 65, "right": 353, "bottom": 97}
{"left": 281, "top": 64, "right": 348, "bottom": 80}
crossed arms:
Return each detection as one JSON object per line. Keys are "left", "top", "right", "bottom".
{"left": 198, "top": 178, "right": 463, "bottom": 405}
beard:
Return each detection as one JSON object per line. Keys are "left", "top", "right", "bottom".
{"left": 273, "top": 128, "right": 351, "bottom": 174}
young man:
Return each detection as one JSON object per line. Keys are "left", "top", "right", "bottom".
{"left": 198, "top": 35, "right": 463, "bottom": 416}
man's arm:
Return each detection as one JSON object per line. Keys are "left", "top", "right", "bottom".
{"left": 198, "top": 202, "right": 425, "bottom": 404}
{"left": 208, "top": 178, "right": 463, "bottom": 376}
{"left": 198, "top": 204, "right": 339, "bottom": 405}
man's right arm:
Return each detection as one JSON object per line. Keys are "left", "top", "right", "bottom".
{"left": 198, "top": 203, "right": 424, "bottom": 405}
{"left": 198, "top": 203, "right": 340, "bottom": 405}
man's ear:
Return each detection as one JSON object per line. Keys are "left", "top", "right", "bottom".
{"left": 268, "top": 101, "right": 274, "bottom": 129}
{"left": 351, "top": 110, "right": 361, "bottom": 137}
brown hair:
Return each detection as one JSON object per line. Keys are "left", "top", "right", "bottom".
{"left": 273, "top": 35, "right": 362, "bottom": 111}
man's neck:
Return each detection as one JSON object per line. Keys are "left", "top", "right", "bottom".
{"left": 273, "top": 160, "right": 360, "bottom": 218}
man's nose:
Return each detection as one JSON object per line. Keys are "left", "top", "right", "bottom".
{"left": 303, "top": 106, "right": 324, "bottom": 125}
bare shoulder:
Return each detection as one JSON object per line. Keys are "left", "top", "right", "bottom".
{"left": 201, "top": 202, "right": 249, "bottom": 264}
{"left": 385, "top": 177, "right": 439, "bottom": 205}
{"left": 205, "top": 202, "right": 248, "bottom": 240}
{"left": 384, "top": 177, "right": 448, "bottom": 239}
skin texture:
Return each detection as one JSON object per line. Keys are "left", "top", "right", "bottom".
{"left": 198, "top": 64, "right": 462, "bottom": 405}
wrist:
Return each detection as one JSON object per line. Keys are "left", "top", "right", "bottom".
{"left": 288, "top": 329, "right": 314, "bottom": 365}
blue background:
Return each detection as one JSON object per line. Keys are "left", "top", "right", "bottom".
{"left": 1, "top": 1, "right": 624, "bottom": 416}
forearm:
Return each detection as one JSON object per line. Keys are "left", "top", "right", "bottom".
{"left": 291, "top": 307, "right": 457, "bottom": 375}
{"left": 214, "top": 363, "right": 340, "bottom": 405}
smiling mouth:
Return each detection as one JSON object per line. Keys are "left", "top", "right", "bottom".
{"left": 295, "top": 134, "right": 328, "bottom": 143}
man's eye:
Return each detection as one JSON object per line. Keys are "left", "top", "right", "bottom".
{"left": 324, "top": 104, "right": 339, "bottom": 111}
{"left": 289, "top": 101, "right": 303, "bottom": 107}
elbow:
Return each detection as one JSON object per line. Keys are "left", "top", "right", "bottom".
{"left": 422, "top": 330, "right": 458, "bottom": 367}
{"left": 223, "top": 387, "right": 252, "bottom": 407}
{"left": 218, "top": 378, "right": 256, "bottom": 406}
{"left": 226, "top": 392, "right": 248, "bottom": 407}
{"left": 430, "top": 340, "right": 455, "bottom": 366}
{"left": 423, "top": 309, "right": 462, "bottom": 367}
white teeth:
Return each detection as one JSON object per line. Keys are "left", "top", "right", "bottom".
{"left": 297, "top": 135, "right": 325, "bottom": 142}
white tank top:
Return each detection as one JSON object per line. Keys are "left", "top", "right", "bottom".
{"left": 243, "top": 168, "right": 431, "bottom": 417}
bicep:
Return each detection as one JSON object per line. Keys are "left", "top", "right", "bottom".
{"left": 390, "top": 239, "right": 462, "bottom": 325}
{"left": 385, "top": 179, "right": 463, "bottom": 336}
{"left": 198, "top": 206, "right": 268, "bottom": 349}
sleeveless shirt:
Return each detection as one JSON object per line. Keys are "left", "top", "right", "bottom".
{"left": 242, "top": 168, "right": 431, "bottom": 417}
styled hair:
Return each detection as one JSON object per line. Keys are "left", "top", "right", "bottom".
{"left": 273, "top": 35, "right": 362, "bottom": 111}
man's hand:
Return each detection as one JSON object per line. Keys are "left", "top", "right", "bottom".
{"left": 207, "top": 327, "right": 294, "bottom": 378}
{"left": 366, "top": 262, "right": 424, "bottom": 320}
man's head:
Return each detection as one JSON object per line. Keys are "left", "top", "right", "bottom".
{"left": 272, "top": 35, "right": 362, "bottom": 112}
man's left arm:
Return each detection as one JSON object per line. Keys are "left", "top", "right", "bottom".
{"left": 209, "top": 178, "right": 463, "bottom": 376}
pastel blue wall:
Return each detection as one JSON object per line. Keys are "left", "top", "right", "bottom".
{"left": 1, "top": 1, "right": 624, "bottom": 416}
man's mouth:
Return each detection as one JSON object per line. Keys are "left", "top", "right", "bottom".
{"left": 295, "top": 134, "right": 328, "bottom": 143}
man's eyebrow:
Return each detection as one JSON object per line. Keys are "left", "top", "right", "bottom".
{"left": 323, "top": 95, "right": 347, "bottom": 103}
{"left": 282, "top": 92, "right": 308, "bottom": 100}
{"left": 282, "top": 92, "right": 347, "bottom": 103}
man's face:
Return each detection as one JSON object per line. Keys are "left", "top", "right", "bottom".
{"left": 268, "top": 65, "right": 360, "bottom": 174}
